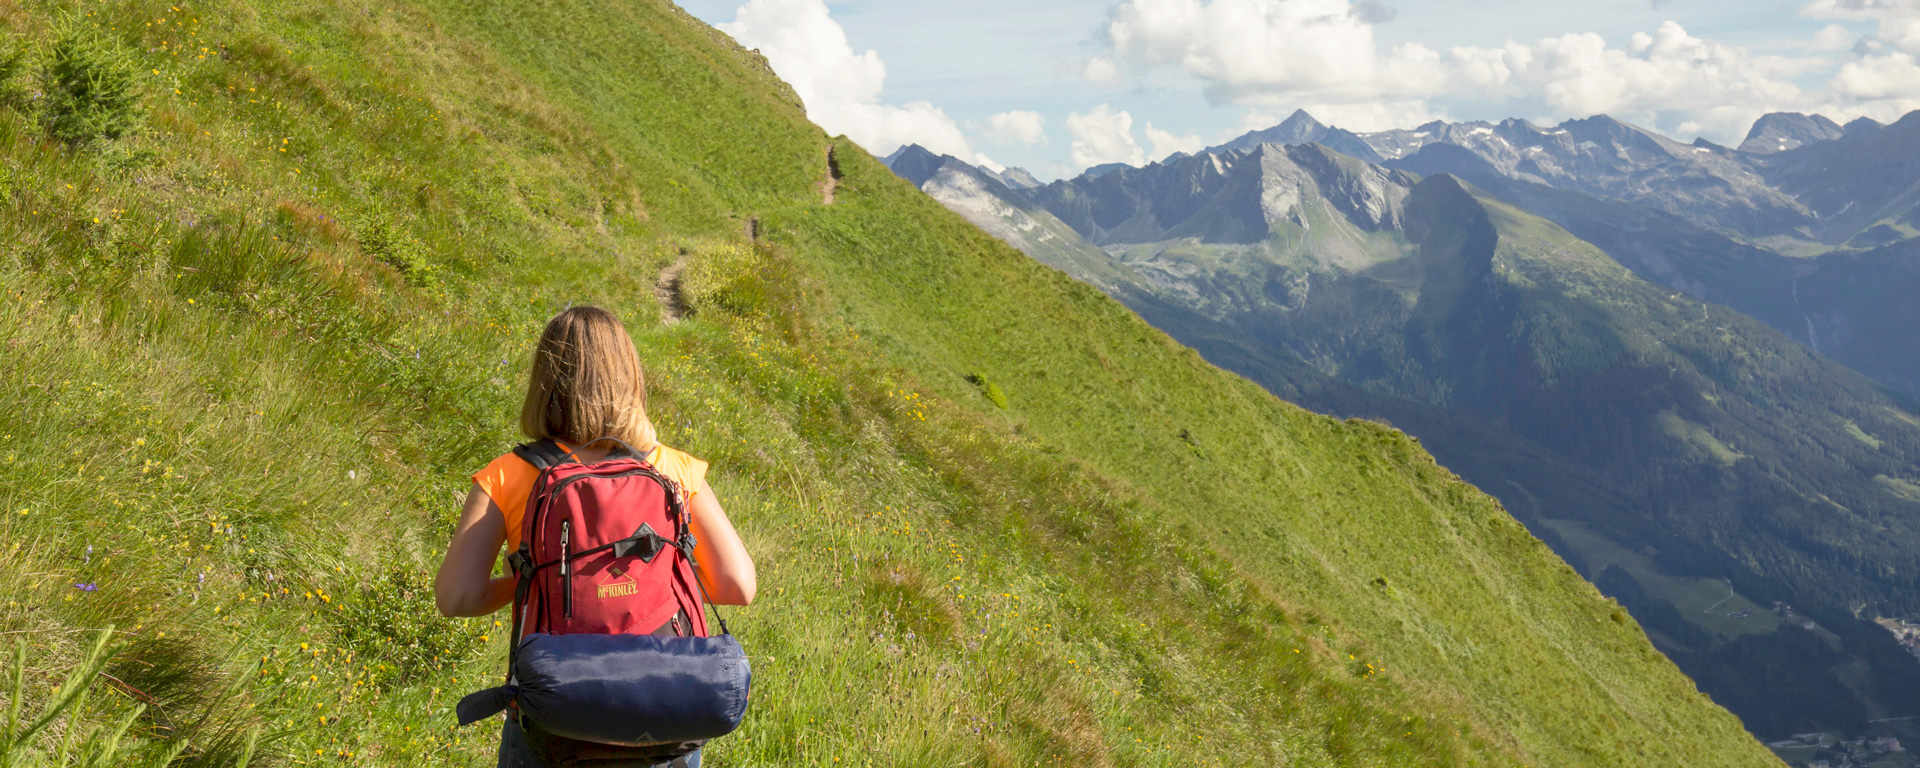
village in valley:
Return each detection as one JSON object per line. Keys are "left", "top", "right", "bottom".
{"left": 1758, "top": 614, "right": 1920, "bottom": 767}
{"left": 1880, "top": 618, "right": 1920, "bottom": 664}
{"left": 1769, "top": 731, "right": 1908, "bottom": 768}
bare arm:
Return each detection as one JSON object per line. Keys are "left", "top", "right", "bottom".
{"left": 435, "top": 483, "right": 516, "bottom": 617}
{"left": 687, "top": 477, "right": 756, "bottom": 606}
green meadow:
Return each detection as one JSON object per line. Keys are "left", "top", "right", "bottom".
{"left": 0, "top": 0, "right": 1780, "bottom": 766}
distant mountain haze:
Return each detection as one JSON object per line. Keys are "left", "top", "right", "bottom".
{"left": 885, "top": 105, "right": 1920, "bottom": 741}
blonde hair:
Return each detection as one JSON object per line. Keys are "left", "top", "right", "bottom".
{"left": 519, "top": 306, "right": 659, "bottom": 453}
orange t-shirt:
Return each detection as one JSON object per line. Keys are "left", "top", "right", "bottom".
{"left": 472, "top": 442, "right": 710, "bottom": 551}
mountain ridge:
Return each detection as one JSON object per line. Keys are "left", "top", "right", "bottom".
{"left": 1161, "top": 106, "right": 1920, "bottom": 401}
{"left": 899, "top": 125, "right": 1920, "bottom": 742}
{"left": 1207, "top": 108, "right": 1386, "bottom": 162}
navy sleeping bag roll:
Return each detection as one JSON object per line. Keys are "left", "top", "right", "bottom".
{"left": 458, "top": 633, "right": 751, "bottom": 746}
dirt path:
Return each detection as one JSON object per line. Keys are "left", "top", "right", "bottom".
{"left": 1701, "top": 578, "right": 1735, "bottom": 614}
{"left": 820, "top": 144, "right": 841, "bottom": 205}
{"left": 654, "top": 251, "right": 689, "bottom": 324}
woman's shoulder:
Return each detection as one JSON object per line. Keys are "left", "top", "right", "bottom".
{"left": 650, "top": 444, "right": 709, "bottom": 493}
{"left": 472, "top": 449, "right": 540, "bottom": 500}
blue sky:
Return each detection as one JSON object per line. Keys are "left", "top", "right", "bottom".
{"left": 678, "top": 0, "right": 1920, "bottom": 179}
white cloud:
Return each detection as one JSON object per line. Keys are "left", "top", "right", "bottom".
{"left": 1891, "top": 19, "right": 1920, "bottom": 51}
{"left": 1144, "top": 123, "right": 1206, "bottom": 159}
{"left": 1084, "top": 56, "right": 1121, "bottom": 83}
{"left": 1094, "top": 0, "right": 1439, "bottom": 102}
{"left": 1835, "top": 51, "right": 1920, "bottom": 97}
{"left": 1805, "top": 0, "right": 1920, "bottom": 53}
{"left": 973, "top": 153, "right": 1007, "bottom": 173}
{"left": 1507, "top": 24, "right": 1808, "bottom": 120}
{"left": 719, "top": 0, "right": 973, "bottom": 157}
{"left": 1065, "top": 105, "right": 1147, "bottom": 168}
{"left": 985, "top": 111, "right": 1049, "bottom": 145}
{"left": 1085, "top": 0, "right": 1880, "bottom": 145}
{"left": 1811, "top": 23, "right": 1858, "bottom": 50}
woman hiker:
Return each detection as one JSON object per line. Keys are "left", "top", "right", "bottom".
{"left": 435, "top": 305, "right": 757, "bottom": 767}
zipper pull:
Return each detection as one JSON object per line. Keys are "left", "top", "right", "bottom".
{"left": 561, "top": 520, "right": 573, "bottom": 620}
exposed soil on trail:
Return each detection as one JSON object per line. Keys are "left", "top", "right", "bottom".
{"left": 821, "top": 144, "right": 841, "bottom": 205}
{"left": 654, "top": 251, "right": 689, "bottom": 323}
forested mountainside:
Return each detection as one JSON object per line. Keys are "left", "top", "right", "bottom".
{"left": 888, "top": 116, "right": 1920, "bottom": 741}
{"left": 0, "top": 0, "right": 1780, "bottom": 765}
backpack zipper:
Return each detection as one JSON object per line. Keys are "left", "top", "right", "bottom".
{"left": 560, "top": 520, "right": 573, "bottom": 619}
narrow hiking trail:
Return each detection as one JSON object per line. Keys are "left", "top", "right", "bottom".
{"left": 655, "top": 252, "right": 689, "bottom": 323}
{"left": 659, "top": 143, "right": 831, "bottom": 324}
{"left": 821, "top": 144, "right": 841, "bottom": 205}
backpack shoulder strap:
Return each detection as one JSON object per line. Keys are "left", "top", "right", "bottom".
{"left": 503, "top": 439, "right": 565, "bottom": 689}
{"left": 512, "top": 439, "right": 571, "bottom": 470}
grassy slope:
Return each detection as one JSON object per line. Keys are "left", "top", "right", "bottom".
{"left": 0, "top": 0, "right": 1776, "bottom": 766}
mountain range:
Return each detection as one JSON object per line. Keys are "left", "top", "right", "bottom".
{"left": 886, "top": 108, "right": 1920, "bottom": 743}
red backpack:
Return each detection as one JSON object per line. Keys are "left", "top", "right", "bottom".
{"left": 506, "top": 439, "right": 713, "bottom": 641}
{"left": 499, "top": 438, "right": 736, "bottom": 764}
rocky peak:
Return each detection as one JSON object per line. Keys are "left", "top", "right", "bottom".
{"left": 1206, "top": 109, "right": 1329, "bottom": 154}
{"left": 994, "top": 166, "right": 1042, "bottom": 190}
{"left": 883, "top": 144, "right": 950, "bottom": 187}
{"left": 1738, "top": 112, "right": 1845, "bottom": 154}
{"left": 1844, "top": 116, "right": 1885, "bottom": 135}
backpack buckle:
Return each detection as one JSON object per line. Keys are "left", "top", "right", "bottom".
{"left": 613, "top": 523, "right": 669, "bottom": 563}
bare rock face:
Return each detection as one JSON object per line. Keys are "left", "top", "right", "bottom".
{"left": 1738, "top": 112, "right": 1845, "bottom": 154}
{"left": 1280, "top": 143, "right": 1413, "bottom": 231}
{"left": 1014, "top": 142, "right": 1416, "bottom": 248}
